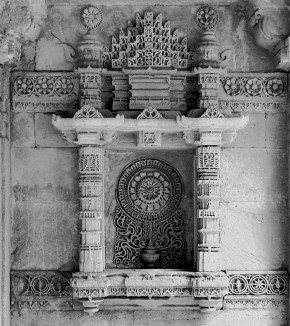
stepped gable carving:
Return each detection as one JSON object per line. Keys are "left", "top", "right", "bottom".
{"left": 103, "top": 12, "right": 193, "bottom": 69}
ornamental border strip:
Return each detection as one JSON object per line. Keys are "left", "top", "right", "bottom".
{"left": 219, "top": 73, "right": 287, "bottom": 100}
{"left": 11, "top": 270, "right": 288, "bottom": 311}
{"left": 11, "top": 271, "right": 73, "bottom": 311}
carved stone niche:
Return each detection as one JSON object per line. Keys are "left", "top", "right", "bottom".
{"left": 52, "top": 105, "right": 248, "bottom": 315}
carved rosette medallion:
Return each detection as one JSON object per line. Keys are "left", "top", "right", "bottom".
{"left": 114, "top": 158, "right": 185, "bottom": 268}
{"left": 81, "top": 6, "right": 103, "bottom": 30}
{"left": 195, "top": 6, "right": 219, "bottom": 30}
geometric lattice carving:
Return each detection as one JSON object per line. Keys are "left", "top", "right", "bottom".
{"left": 228, "top": 274, "right": 288, "bottom": 296}
{"left": 196, "top": 146, "right": 221, "bottom": 271}
{"left": 114, "top": 158, "right": 185, "bottom": 268}
{"left": 103, "top": 12, "right": 193, "bottom": 69}
{"left": 79, "top": 146, "right": 104, "bottom": 272}
{"left": 79, "top": 146, "right": 102, "bottom": 174}
{"left": 138, "top": 131, "right": 162, "bottom": 147}
{"left": 197, "top": 146, "right": 220, "bottom": 180}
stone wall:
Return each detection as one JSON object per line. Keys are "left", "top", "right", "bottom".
{"left": 9, "top": 1, "right": 289, "bottom": 325}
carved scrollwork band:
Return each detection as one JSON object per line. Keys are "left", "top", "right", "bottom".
{"left": 224, "top": 271, "right": 288, "bottom": 310}
{"left": 11, "top": 71, "right": 287, "bottom": 113}
{"left": 11, "top": 271, "right": 288, "bottom": 311}
{"left": 228, "top": 273, "right": 288, "bottom": 296}
{"left": 11, "top": 271, "right": 72, "bottom": 311}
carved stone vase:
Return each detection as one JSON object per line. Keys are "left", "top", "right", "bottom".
{"left": 141, "top": 246, "right": 160, "bottom": 268}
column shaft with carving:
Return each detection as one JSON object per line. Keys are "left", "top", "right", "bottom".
{"left": 196, "top": 146, "right": 221, "bottom": 272}
{"left": 0, "top": 67, "right": 11, "bottom": 326}
{"left": 76, "top": 68, "right": 103, "bottom": 109}
{"left": 79, "top": 146, "right": 105, "bottom": 272}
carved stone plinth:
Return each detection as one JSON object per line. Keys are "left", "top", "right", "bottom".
{"left": 71, "top": 270, "right": 229, "bottom": 315}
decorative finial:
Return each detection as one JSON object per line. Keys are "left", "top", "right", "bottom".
{"left": 81, "top": 6, "right": 103, "bottom": 30}
{"left": 195, "top": 6, "right": 219, "bottom": 30}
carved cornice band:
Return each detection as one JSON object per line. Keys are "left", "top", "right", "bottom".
{"left": 11, "top": 270, "right": 288, "bottom": 313}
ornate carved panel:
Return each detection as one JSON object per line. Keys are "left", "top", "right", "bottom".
{"left": 113, "top": 158, "right": 186, "bottom": 268}
{"left": 103, "top": 12, "right": 193, "bottom": 69}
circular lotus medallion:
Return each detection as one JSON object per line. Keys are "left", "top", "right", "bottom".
{"left": 117, "top": 158, "right": 183, "bottom": 223}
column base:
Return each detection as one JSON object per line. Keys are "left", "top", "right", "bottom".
{"left": 197, "top": 251, "right": 221, "bottom": 272}
{"left": 81, "top": 299, "right": 104, "bottom": 316}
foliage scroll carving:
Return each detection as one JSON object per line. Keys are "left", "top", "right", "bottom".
{"left": 114, "top": 158, "right": 186, "bottom": 268}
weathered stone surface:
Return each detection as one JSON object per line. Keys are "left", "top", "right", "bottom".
{"left": 11, "top": 148, "right": 79, "bottom": 270}
{"left": 104, "top": 149, "right": 194, "bottom": 269}
{"left": 226, "top": 113, "right": 266, "bottom": 148}
{"left": 10, "top": 308, "right": 288, "bottom": 326}
{"left": 35, "top": 113, "right": 77, "bottom": 148}
{"left": 221, "top": 148, "right": 288, "bottom": 203}
{"left": 265, "top": 113, "right": 288, "bottom": 149}
{"left": 220, "top": 201, "right": 288, "bottom": 270}
{"left": 220, "top": 148, "right": 288, "bottom": 270}
{"left": 11, "top": 113, "right": 35, "bottom": 148}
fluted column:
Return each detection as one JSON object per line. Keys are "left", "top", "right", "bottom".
{"left": 79, "top": 145, "right": 105, "bottom": 272}
{"left": 196, "top": 145, "right": 221, "bottom": 272}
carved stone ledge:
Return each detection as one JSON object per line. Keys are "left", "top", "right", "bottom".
{"left": 52, "top": 113, "right": 248, "bottom": 147}
{"left": 71, "top": 270, "right": 229, "bottom": 315}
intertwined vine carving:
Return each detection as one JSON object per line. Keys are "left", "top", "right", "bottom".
{"left": 114, "top": 158, "right": 185, "bottom": 268}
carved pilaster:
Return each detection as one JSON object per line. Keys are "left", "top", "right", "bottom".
{"left": 0, "top": 67, "right": 11, "bottom": 326}
{"left": 79, "top": 146, "right": 105, "bottom": 273}
{"left": 76, "top": 68, "right": 104, "bottom": 109}
{"left": 192, "top": 30, "right": 224, "bottom": 115}
{"left": 196, "top": 146, "right": 221, "bottom": 272}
